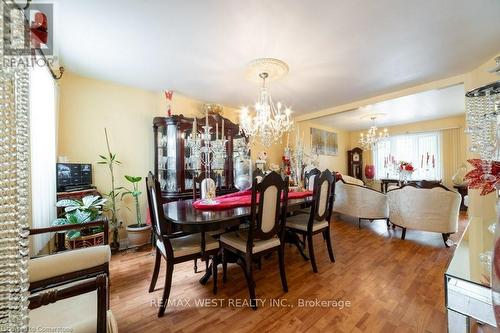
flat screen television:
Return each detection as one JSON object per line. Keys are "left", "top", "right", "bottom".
{"left": 56, "top": 163, "right": 93, "bottom": 192}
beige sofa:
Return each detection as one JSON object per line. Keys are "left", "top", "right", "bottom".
{"left": 333, "top": 174, "right": 389, "bottom": 228}
{"left": 387, "top": 185, "right": 461, "bottom": 246}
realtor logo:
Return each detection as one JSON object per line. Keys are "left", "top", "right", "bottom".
{"left": 2, "top": 2, "right": 53, "bottom": 56}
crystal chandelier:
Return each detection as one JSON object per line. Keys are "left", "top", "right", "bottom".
{"left": 359, "top": 116, "right": 389, "bottom": 150}
{"left": 465, "top": 81, "right": 500, "bottom": 181}
{"left": 240, "top": 59, "right": 293, "bottom": 147}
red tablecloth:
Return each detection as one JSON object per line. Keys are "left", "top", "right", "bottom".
{"left": 192, "top": 189, "right": 313, "bottom": 211}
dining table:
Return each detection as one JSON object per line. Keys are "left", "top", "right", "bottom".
{"left": 162, "top": 194, "right": 314, "bottom": 285}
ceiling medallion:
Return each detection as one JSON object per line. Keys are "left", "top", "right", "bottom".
{"left": 240, "top": 58, "right": 293, "bottom": 147}
{"left": 359, "top": 114, "right": 389, "bottom": 150}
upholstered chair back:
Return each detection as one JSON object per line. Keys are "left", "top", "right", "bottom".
{"left": 193, "top": 171, "right": 217, "bottom": 200}
{"left": 248, "top": 171, "right": 289, "bottom": 247}
{"left": 200, "top": 178, "right": 216, "bottom": 199}
{"left": 340, "top": 174, "right": 365, "bottom": 186}
{"left": 333, "top": 179, "right": 388, "bottom": 219}
{"left": 305, "top": 168, "right": 321, "bottom": 191}
{"left": 387, "top": 185, "right": 460, "bottom": 234}
{"left": 312, "top": 170, "right": 335, "bottom": 222}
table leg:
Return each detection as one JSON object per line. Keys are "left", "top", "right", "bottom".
{"left": 199, "top": 250, "right": 239, "bottom": 285}
{"left": 285, "top": 230, "right": 309, "bottom": 261}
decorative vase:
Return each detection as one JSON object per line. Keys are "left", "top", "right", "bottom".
{"left": 364, "top": 164, "right": 375, "bottom": 180}
{"left": 452, "top": 163, "right": 468, "bottom": 186}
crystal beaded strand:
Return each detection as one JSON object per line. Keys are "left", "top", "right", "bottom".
{"left": 0, "top": 2, "right": 30, "bottom": 331}
{"left": 465, "top": 82, "right": 500, "bottom": 182}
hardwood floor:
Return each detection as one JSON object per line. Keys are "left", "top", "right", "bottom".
{"left": 110, "top": 213, "right": 468, "bottom": 333}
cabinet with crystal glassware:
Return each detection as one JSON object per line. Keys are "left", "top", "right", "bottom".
{"left": 153, "top": 114, "right": 248, "bottom": 202}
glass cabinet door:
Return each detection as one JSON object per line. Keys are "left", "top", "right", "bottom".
{"left": 183, "top": 129, "right": 200, "bottom": 191}
{"left": 158, "top": 124, "right": 177, "bottom": 192}
{"left": 233, "top": 137, "right": 251, "bottom": 190}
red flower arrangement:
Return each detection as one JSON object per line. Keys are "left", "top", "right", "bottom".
{"left": 399, "top": 161, "right": 414, "bottom": 172}
{"left": 464, "top": 159, "right": 500, "bottom": 195}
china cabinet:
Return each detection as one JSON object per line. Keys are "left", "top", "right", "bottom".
{"left": 153, "top": 115, "right": 249, "bottom": 202}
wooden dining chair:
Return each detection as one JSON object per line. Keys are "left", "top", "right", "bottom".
{"left": 253, "top": 168, "right": 265, "bottom": 183}
{"left": 286, "top": 169, "right": 336, "bottom": 273}
{"left": 192, "top": 170, "right": 217, "bottom": 200}
{"left": 146, "top": 172, "right": 220, "bottom": 317}
{"left": 304, "top": 167, "right": 321, "bottom": 191}
{"left": 215, "top": 171, "right": 289, "bottom": 309}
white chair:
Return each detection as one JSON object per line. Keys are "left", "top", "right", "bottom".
{"left": 29, "top": 275, "right": 117, "bottom": 333}
{"left": 28, "top": 220, "right": 117, "bottom": 332}
{"left": 387, "top": 184, "right": 461, "bottom": 246}
{"left": 333, "top": 177, "right": 389, "bottom": 228}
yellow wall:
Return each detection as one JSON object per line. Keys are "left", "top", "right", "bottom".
{"left": 58, "top": 72, "right": 285, "bottom": 231}
{"left": 294, "top": 121, "right": 348, "bottom": 174}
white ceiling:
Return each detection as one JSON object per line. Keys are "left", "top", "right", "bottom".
{"left": 53, "top": 0, "right": 500, "bottom": 114}
{"left": 309, "top": 84, "right": 465, "bottom": 130}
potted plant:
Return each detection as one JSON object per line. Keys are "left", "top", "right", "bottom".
{"left": 121, "top": 175, "right": 151, "bottom": 247}
{"left": 98, "top": 128, "right": 121, "bottom": 252}
{"left": 53, "top": 195, "right": 107, "bottom": 248}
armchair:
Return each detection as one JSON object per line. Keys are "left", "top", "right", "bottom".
{"left": 387, "top": 184, "right": 461, "bottom": 246}
{"left": 28, "top": 220, "right": 116, "bottom": 332}
{"left": 28, "top": 219, "right": 110, "bottom": 291}
{"left": 29, "top": 274, "right": 117, "bottom": 333}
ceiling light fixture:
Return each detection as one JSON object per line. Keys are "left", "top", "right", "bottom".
{"left": 239, "top": 58, "right": 293, "bottom": 147}
{"left": 359, "top": 115, "right": 389, "bottom": 150}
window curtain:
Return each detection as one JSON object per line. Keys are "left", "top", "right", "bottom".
{"left": 372, "top": 131, "right": 442, "bottom": 181}
{"left": 441, "top": 127, "right": 463, "bottom": 189}
{"left": 29, "top": 63, "right": 57, "bottom": 256}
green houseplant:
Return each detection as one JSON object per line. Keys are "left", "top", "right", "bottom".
{"left": 121, "top": 175, "right": 151, "bottom": 247}
{"left": 53, "top": 195, "right": 107, "bottom": 240}
{"left": 98, "top": 128, "right": 121, "bottom": 251}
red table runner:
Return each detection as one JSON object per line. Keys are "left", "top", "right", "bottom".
{"left": 192, "top": 189, "right": 313, "bottom": 211}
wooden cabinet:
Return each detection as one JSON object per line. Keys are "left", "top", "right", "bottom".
{"left": 153, "top": 115, "right": 248, "bottom": 202}
{"left": 347, "top": 147, "right": 363, "bottom": 180}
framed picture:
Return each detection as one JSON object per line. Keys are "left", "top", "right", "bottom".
{"left": 311, "top": 128, "right": 338, "bottom": 156}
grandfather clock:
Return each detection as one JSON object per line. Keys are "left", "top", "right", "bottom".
{"left": 347, "top": 147, "right": 363, "bottom": 180}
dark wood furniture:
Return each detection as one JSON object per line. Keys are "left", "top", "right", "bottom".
{"left": 28, "top": 219, "right": 110, "bottom": 307}
{"left": 216, "top": 172, "right": 289, "bottom": 309}
{"left": 146, "top": 172, "right": 220, "bottom": 317}
{"left": 286, "top": 170, "right": 336, "bottom": 272}
{"left": 161, "top": 189, "right": 314, "bottom": 286}
{"left": 453, "top": 185, "right": 468, "bottom": 211}
{"left": 252, "top": 168, "right": 265, "bottom": 179}
{"left": 380, "top": 178, "right": 443, "bottom": 193}
{"left": 304, "top": 167, "right": 320, "bottom": 190}
{"left": 347, "top": 147, "right": 363, "bottom": 180}
{"left": 29, "top": 274, "right": 109, "bottom": 333}
{"left": 153, "top": 115, "right": 248, "bottom": 202}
